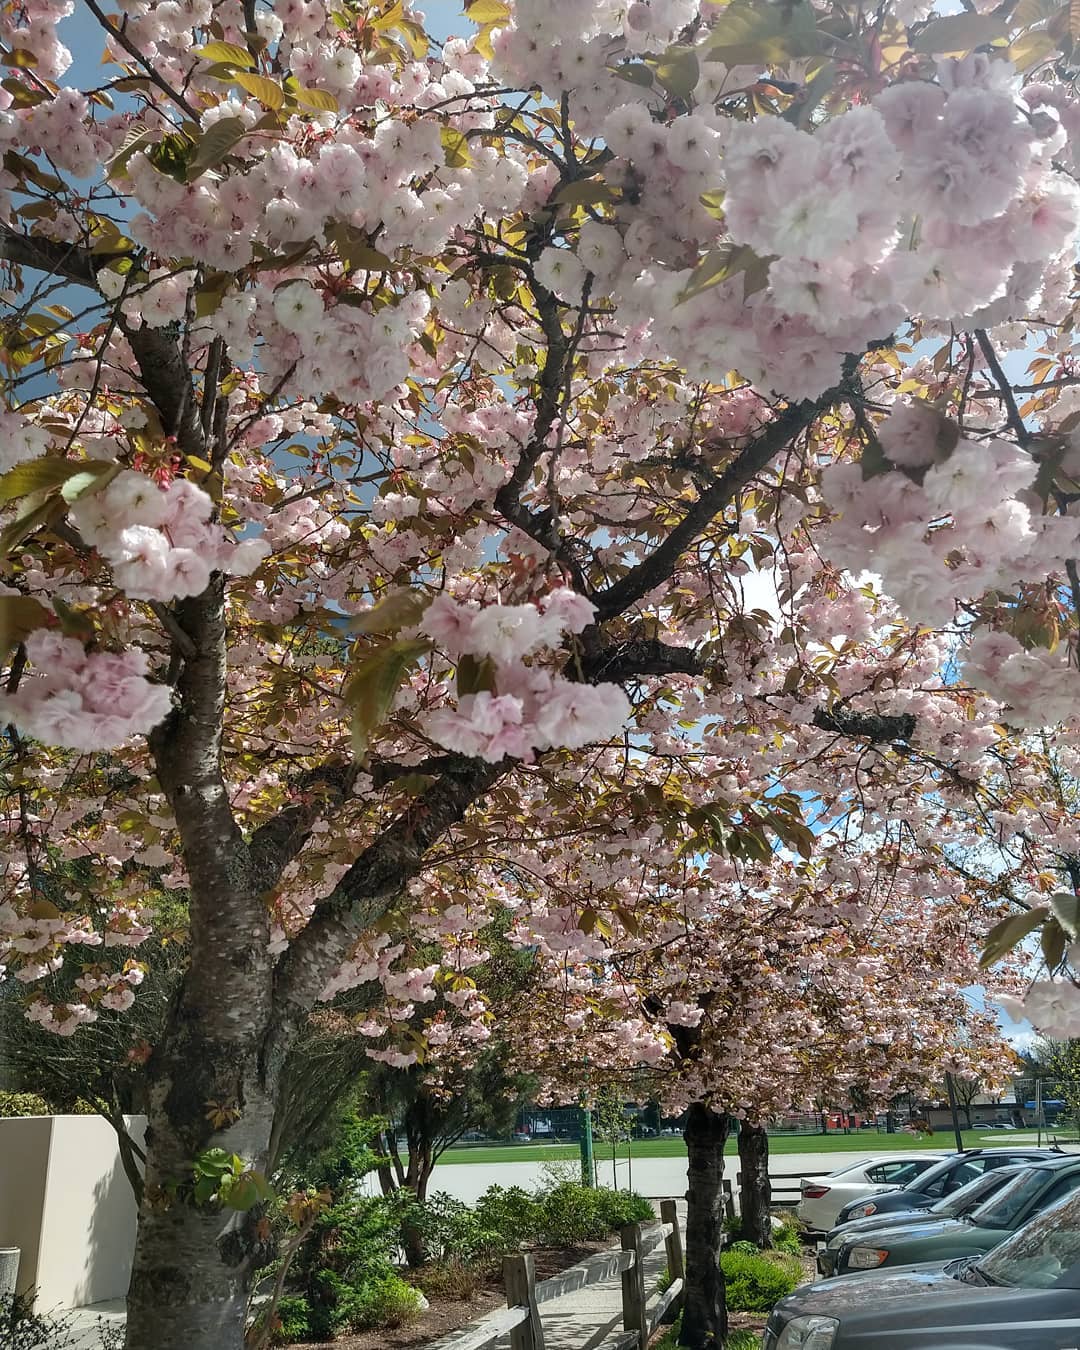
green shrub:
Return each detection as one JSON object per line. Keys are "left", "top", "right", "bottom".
{"left": 771, "top": 1212, "right": 803, "bottom": 1255}
{"left": 285, "top": 1193, "right": 405, "bottom": 1341}
{"left": 721, "top": 1249, "right": 801, "bottom": 1312}
{"left": 0, "top": 1091, "right": 51, "bottom": 1118}
{"left": 343, "top": 1270, "right": 421, "bottom": 1330}
{"left": 533, "top": 1181, "right": 653, "bottom": 1247}
{"left": 267, "top": 1294, "right": 312, "bottom": 1345}
{"left": 397, "top": 1190, "right": 515, "bottom": 1268}
{"left": 654, "top": 1317, "right": 758, "bottom": 1350}
{"left": 474, "top": 1184, "right": 542, "bottom": 1248}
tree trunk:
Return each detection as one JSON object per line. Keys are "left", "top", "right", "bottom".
{"left": 123, "top": 966, "right": 279, "bottom": 1350}
{"left": 679, "top": 1102, "right": 728, "bottom": 1350}
{"left": 737, "top": 1122, "right": 773, "bottom": 1249}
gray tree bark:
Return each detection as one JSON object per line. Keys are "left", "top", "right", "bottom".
{"left": 679, "top": 1101, "right": 729, "bottom": 1349}
{"left": 736, "top": 1122, "right": 773, "bottom": 1249}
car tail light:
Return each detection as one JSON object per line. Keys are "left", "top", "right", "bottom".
{"left": 801, "top": 1185, "right": 832, "bottom": 1199}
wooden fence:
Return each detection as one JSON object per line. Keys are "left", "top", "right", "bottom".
{"left": 426, "top": 1199, "right": 684, "bottom": 1350}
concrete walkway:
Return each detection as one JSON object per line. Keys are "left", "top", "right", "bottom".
{"left": 492, "top": 1201, "right": 680, "bottom": 1350}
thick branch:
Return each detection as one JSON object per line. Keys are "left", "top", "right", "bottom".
{"left": 123, "top": 322, "right": 207, "bottom": 459}
{"left": 247, "top": 761, "right": 360, "bottom": 889}
{"left": 266, "top": 758, "right": 503, "bottom": 1062}
{"left": 0, "top": 223, "right": 114, "bottom": 288}
{"left": 593, "top": 400, "right": 820, "bottom": 621}
{"left": 577, "top": 635, "right": 707, "bottom": 684}
{"left": 812, "top": 706, "right": 916, "bottom": 744}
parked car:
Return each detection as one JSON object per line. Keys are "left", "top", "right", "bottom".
{"left": 763, "top": 1186, "right": 1080, "bottom": 1350}
{"left": 816, "top": 1166, "right": 1024, "bottom": 1276}
{"left": 797, "top": 1154, "right": 948, "bottom": 1231}
{"left": 832, "top": 1146, "right": 1064, "bottom": 1224}
{"left": 985, "top": 1121, "right": 1019, "bottom": 1129}
{"left": 831, "top": 1155, "right": 1080, "bottom": 1275}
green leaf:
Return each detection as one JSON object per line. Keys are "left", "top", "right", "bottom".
{"left": 60, "top": 462, "right": 123, "bottom": 504}
{"left": 192, "top": 1176, "right": 218, "bottom": 1205}
{"left": 1043, "top": 917, "right": 1068, "bottom": 973}
{"left": 613, "top": 63, "right": 654, "bottom": 87}
{"left": 441, "top": 125, "right": 472, "bottom": 169}
{"left": 651, "top": 45, "right": 700, "bottom": 99}
{"left": 911, "top": 13, "right": 1008, "bottom": 53}
{"left": 147, "top": 133, "right": 195, "bottom": 183}
{"left": 0, "top": 495, "right": 63, "bottom": 558}
{"left": 344, "top": 638, "right": 431, "bottom": 754}
{"left": 678, "top": 243, "right": 772, "bottom": 304}
{"left": 220, "top": 1173, "right": 262, "bottom": 1211}
{"left": 0, "top": 458, "right": 110, "bottom": 504}
{"left": 1008, "top": 30, "right": 1059, "bottom": 70}
{"left": 979, "top": 906, "right": 1048, "bottom": 968}
{"left": 464, "top": 0, "right": 511, "bottom": 21}
{"left": 348, "top": 588, "right": 431, "bottom": 636}
{"left": 456, "top": 653, "right": 497, "bottom": 697}
{"left": 1050, "top": 892, "right": 1080, "bottom": 940}
{"left": 0, "top": 594, "right": 50, "bottom": 654}
{"left": 329, "top": 222, "right": 394, "bottom": 271}
{"left": 193, "top": 41, "right": 255, "bottom": 67}
{"left": 294, "top": 86, "right": 340, "bottom": 113}
{"left": 186, "top": 117, "right": 251, "bottom": 180}
{"left": 233, "top": 72, "right": 285, "bottom": 111}
{"left": 554, "top": 179, "right": 616, "bottom": 207}
{"left": 51, "top": 595, "right": 94, "bottom": 639}
{"left": 705, "top": 0, "right": 821, "bottom": 65}
{"left": 105, "top": 124, "right": 155, "bottom": 180}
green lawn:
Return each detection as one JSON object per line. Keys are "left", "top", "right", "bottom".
{"left": 438, "top": 1128, "right": 1021, "bottom": 1166}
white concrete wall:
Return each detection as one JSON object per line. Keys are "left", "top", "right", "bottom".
{"left": 0, "top": 1115, "right": 145, "bottom": 1310}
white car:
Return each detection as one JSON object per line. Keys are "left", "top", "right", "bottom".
{"left": 796, "top": 1152, "right": 949, "bottom": 1231}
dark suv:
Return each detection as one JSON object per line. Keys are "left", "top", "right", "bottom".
{"left": 764, "top": 1185, "right": 1080, "bottom": 1350}
{"left": 832, "top": 1147, "right": 1063, "bottom": 1225}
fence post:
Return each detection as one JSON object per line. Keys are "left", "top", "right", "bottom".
{"left": 620, "top": 1222, "right": 647, "bottom": 1350}
{"left": 660, "top": 1198, "right": 684, "bottom": 1321}
{"left": 504, "top": 1252, "right": 546, "bottom": 1350}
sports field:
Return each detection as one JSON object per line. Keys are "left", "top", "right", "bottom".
{"left": 437, "top": 1127, "right": 1038, "bottom": 1165}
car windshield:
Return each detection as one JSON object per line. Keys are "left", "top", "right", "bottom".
{"left": 978, "top": 1189, "right": 1080, "bottom": 1289}
{"left": 900, "top": 1155, "right": 962, "bottom": 1194}
{"left": 968, "top": 1168, "right": 1052, "bottom": 1230}
{"left": 931, "top": 1168, "right": 1018, "bottom": 1217}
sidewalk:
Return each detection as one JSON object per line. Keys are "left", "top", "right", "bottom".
{"left": 492, "top": 1209, "right": 676, "bottom": 1350}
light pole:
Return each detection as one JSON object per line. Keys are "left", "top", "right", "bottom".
{"left": 945, "top": 1073, "right": 966, "bottom": 1154}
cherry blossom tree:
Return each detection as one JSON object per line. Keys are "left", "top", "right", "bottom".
{"left": 4, "top": 0, "right": 1080, "bottom": 1347}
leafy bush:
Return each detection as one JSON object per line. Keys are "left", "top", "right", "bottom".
{"left": 473, "top": 1184, "right": 542, "bottom": 1248}
{"left": 654, "top": 1317, "right": 758, "bottom": 1350}
{"left": 533, "top": 1181, "right": 653, "bottom": 1247}
{"left": 285, "top": 1194, "right": 407, "bottom": 1341}
{"left": 771, "top": 1211, "right": 803, "bottom": 1255}
{"left": 267, "top": 1294, "right": 312, "bottom": 1345}
{"left": 340, "top": 1270, "right": 421, "bottom": 1331}
{"left": 395, "top": 1191, "right": 513, "bottom": 1268}
{"left": 721, "top": 1249, "right": 801, "bottom": 1312}
{"left": 0, "top": 1091, "right": 51, "bottom": 1117}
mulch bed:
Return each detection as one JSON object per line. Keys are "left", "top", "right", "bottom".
{"left": 291, "top": 1241, "right": 612, "bottom": 1350}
